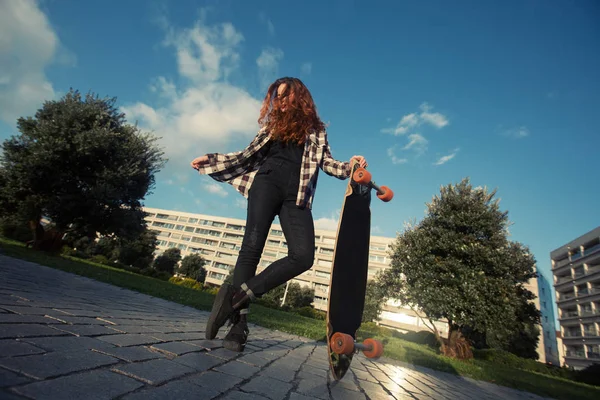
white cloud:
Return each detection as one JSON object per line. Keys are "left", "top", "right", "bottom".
{"left": 256, "top": 47, "right": 284, "bottom": 88}
{"left": 314, "top": 210, "right": 341, "bottom": 231}
{"left": 259, "top": 12, "right": 275, "bottom": 36}
{"left": 419, "top": 102, "right": 449, "bottom": 128}
{"left": 502, "top": 126, "right": 530, "bottom": 139}
{"left": 121, "top": 14, "right": 265, "bottom": 166}
{"left": 301, "top": 62, "right": 312, "bottom": 75}
{"left": 434, "top": 148, "right": 459, "bottom": 166}
{"left": 235, "top": 198, "right": 247, "bottom": 209}
{"left": 382, "top": 102, "right": 449, "bottom": 136}
{"left": 402, "top": 133, "right": 428, "bottom": 155}
{"left": 0, "top": 0, "right": 74, "bottom": 124}
{"left": 203, "top": 182, "right": 228, "bottom": 197}
{"left": 382, "top": 113, "right": 418, "bottom": 135}
{"left": 386, "top": 146, "right": 408, "bottom": 165}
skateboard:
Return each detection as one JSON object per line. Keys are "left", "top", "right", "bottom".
{"left": 326, "top": 160, "right": 393, "bottom": 380}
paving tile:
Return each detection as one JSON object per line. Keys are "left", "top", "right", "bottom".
{"left": 19, "top": 335, "right": 116, "bottom": 352}
{"left": 0, "top": 339, "right": 45, "bottom": 357}
{"left": 221, "top": 391, "right": 268, "bottom": 400}
{"left": 13, "top": 369, "right": 143, "bottom": 400}
{"left": 121, "top": 379, "right": 220, "bottom": 400}
{"left": 111, "top": 358, "right": 196, "bottom": 385}
{"left": 52, "top": 324, "right": 122, "bottom": 337}
{"left": 95, "top": 333, "right": 162, "bottom": 347}
{"left": 92, "top": 346, "right": 166, "bottom": 362}
{"left": 0, "top": 368, "right": 32, "bottom": 387}
{"left": 241, "top": 374, "right": 294, "bottom": 400}
{"left": 172, "top": 352, "right": 223, "bottom": 371}
{"left": 150, "top": 341, "right": 206, "bottom": 356}
{"left": 0, "top": 349, "right": 119, "bottom": 379}
{"left": 187, "top": 370, "right": 243, "bottom": 394}
{"left": 215, "top": 360, "right": 260, "bottom": 379}
{"left": 0, "top": 324, "right": 66, "bottom": 339}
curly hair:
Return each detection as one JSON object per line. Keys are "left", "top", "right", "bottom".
{"left": 258, "top": 77, "right": 326, "bottom": 145}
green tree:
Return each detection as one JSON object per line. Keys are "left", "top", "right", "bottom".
{"left": 153, "top": 248, "right": 181, "bottom": 275}
{"left": 0, "top": 89, "right": 166, "bottom": 246}
{"left": 179, "top": 253, "right": 207, "bottom": 282}
{"left": 362, "top": 279, "right": 385, "bottom": 323}
{"left": 116, "top": 228, "right": 158, "bottom": 269}
{"left": 284, "top": 282, "right": 315, "bottom": 308}
{"left": 379, "top": 178, "right": 539, "bottom": 359}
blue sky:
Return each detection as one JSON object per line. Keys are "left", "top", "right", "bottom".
{"left": 1, "top": 0, "right": 599, "bottom": 327}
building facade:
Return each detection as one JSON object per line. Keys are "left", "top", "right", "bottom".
{"left": 551, "top": 226, "right": 600, "bottom": 370}
{"left": 537, "top": 273, "right": 561, "bottom": 365}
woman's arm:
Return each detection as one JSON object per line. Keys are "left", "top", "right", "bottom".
{"left": 320, "top": 132, "right": 367, "bottom": 179}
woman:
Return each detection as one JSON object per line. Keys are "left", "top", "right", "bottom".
{"left": 191, "top": 77, "right": 367, "bottom": 352}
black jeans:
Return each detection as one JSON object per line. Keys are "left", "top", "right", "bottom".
{"left": 232, "top": 160, "right": 315, "bottom": 299}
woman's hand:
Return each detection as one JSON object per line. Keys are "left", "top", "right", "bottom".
{"left": 191, "top": 155, "right": 209, "bottom": 170}
{"left": 350, "top": 155, "right": 368, "bottom": 168}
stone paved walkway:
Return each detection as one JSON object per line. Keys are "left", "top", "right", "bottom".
{"left": 0, "top": 254, "right": 552, "bottom": 400}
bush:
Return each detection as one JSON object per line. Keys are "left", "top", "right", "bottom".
{"left": 0, "top": 218, "right": 32, "bottom": 243}
{"left": 293, "top": 306, "right": 326, "bottom": 320}
{"left": 399, "top": 330, "right": 440, "bottom": 349}
{"left": 204, "top": 286, "right": 220, "bottom": 296}
{"left": 473, "top": 349, "right": 576, "bottom": 380}
{"left": 89, "top": 254, "right": 111, "bottom": 266}
{"left": 169, "top": 276, "right": 203, "bottom": 290}
{"left": 575, "top": 363, "right": 600, "bottom": 387}
{"left": 60, "top": 245, "right": 77, "bottom": 257}
{"left": 139, "top": 267, "right": 171, "bottom": 281}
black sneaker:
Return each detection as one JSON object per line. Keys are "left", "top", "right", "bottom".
{"left": 223, "top": 315, "right": 249, "bottom": 352}
{"left": 205, "top": 283, "right": 237, "bottom": 340}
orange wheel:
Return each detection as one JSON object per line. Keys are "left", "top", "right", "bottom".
{"left": 330, "top": 332, "right": 355, "bottom": 355}
{"left": 377, "top": 185, "right": 393, "bottom": 202}
{"left": 362, "top": 338, "right": 383, "bottom": 358}
{"left": 353, "top": 168, "right": 371, "bottom": 184}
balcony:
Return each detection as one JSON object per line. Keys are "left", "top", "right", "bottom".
{"left": 566, "top": 350, "right": 586, "bottom": 358}
{"left": 584, "top": 243, "right": 600, "bottom": 257}
{"left": 578, "top": 288, "right": 590, "bottom": 296}
{"left": 564, "top": 332, "right": 583, "bottom": 338}
{"left": 559, "top": 292, "right": 576, "bottom": 301}
{"left": 588, "top": 352, "right": 600, "bottom": 359}
{"left": 583, "top": 330, "right": 598, "bottom": 337}
{"left": 554, "top": 258, "right": 570, "bottom": 269}
{"left": 562, "top": 310, "right": 580, "bottom": 318}
{"left": 556, "top": 276, "right": 572, "bottom": 284}
{"left": 587, "top": 265, "right": 600, "bottom": 275}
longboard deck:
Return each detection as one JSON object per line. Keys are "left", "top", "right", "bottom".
{"left": 326, "top": 162, "right": 371, "bottom": 380}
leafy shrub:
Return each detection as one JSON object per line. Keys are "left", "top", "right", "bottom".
{"left": 473, "top": 349, "right": 576, "bottom": 380}
{"left": 575, "top": 363, "right": 600, "bottom": 387}
{"left": 169, "top": 276, "right": 203, "bottom": 290}
{"left": 399, "top": 330, "right": 439, "bottom": 349}
{"left": 60, "top": 245, "right": 77, "bottom": 257}
{"left": 293, "top": 306, "right": 326, "bottom": 320}
{"left": 0, "top": 218, "right": 32, "bottom": 243}
{"left": 89, "top": 255, "right": 110, "bottom": 265}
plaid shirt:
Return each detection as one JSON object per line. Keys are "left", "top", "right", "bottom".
{"left": 196, "top": 128, "right": 351, "bottom": 209}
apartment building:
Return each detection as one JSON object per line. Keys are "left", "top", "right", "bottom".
{"left": 537, "top": 273, "right": 561, "bottom": 365}
{"left": 551, "top": 226, "right": 600, "bottom": 370}
{"left": 142, "top": 206, "right": 451, "bottom": 335}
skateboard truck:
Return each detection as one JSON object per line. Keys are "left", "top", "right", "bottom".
{"left": 330, "top": 332, "right": 384, "bottom": 359}
{"left": 352, "top": 167, "right": 394, "bottom": 202}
